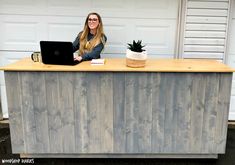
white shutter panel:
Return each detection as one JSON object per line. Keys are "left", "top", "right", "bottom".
{"left": 182, "top": 0, "right": 230, "bottom": 60}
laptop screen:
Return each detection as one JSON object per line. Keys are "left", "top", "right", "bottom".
{"left": 40, "top": 41, "right": 78, "bottom": 65}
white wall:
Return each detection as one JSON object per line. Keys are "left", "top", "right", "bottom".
{"left": 227, "top": 0, "right": 235, "bottom": 120}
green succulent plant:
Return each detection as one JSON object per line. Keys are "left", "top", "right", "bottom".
{"left": 127, "top": 40, "right": 145, "bottom": 53}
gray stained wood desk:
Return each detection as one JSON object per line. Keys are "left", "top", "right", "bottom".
{"left": 1, "top": 58, "right": 234, "bottom": 158}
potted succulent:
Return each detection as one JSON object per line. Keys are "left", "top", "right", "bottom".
{"left": 126, "top": 40, "right": 147, "bottom": 68}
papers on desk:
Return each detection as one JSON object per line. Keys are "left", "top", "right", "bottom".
{"left": 91, "top": 59, "right": 105, "bottom": 65}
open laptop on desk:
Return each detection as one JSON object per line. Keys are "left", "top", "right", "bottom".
{"left": 40, "top": 41, "right": 80, "bottom": 65}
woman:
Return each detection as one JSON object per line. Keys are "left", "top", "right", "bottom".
{"left": 73, "top": 12, "right": 107, "bottom": 62}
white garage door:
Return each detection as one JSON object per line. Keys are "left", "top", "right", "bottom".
{"left": 0, "top": 0, "right": 180, "bottom": 57}
{"left": 0, "top": 0, "right": 180, "bottom": 118}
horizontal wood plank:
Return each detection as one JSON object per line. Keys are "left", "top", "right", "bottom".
{"left": 184, "top": 38, "right": 225, "bottom": 45}
{"left": 184, "top": 45, "right": 225, "bottom": 52}
{"left": 186, "top": 24, "right": 226, "bottom": 31}
{"left": 185, "top": 31, "right": 226, "bottom": 38}
{"left": 1, "top": 58, "right": 234, "bottom": 72}
{"left": 188, "top": 1, "right": 229, "bottom": 9}
{"left": 187, "top": 9, "right": 228, "bottom": 17}
{"left": 186, "top": 16, "right": 227, "bottom": 24}
{"left": 183, "top": 52, "right": 224, "bottom": 59}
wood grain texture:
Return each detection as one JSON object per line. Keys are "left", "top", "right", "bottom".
{"left": 216, "top": 74, "right": 232, "bottom": 153}
{"left": 45, "top": 72, "right": 63, "bottom": 153}
{"left": 190, "top": 73, "right": 206, "bottom": 153}
{"left": 58, "top": 72, "right": 75, "bottom": 153}
{"left": 162, "top": 73, "right": 175, "bottom": 152}
{"left": 100, "top": 73, "right": 113, "bottom": 153}
{"left": 73, "top": 72, "right": 88, "bottom": 153}
{"left": 4, "top": 71, "right": 233, "bottom": 156}
{"left": 136, "top": 73, "right": 152, "bottom": 153}
{"left": 32, "top": 72, "right": 49, "bottom": 153}
{"left": 5, "top": 72, "right": 25, "bottom": 153}
{"left": 151, "top": 73, "right": 164, "bottom": 152}
{"left": 125, "top": 73, "right": 137, "bottom": 153}
{"left": 174, "top": 74, "right": 192, "bottom": 153}
{"left": 20, "top": 72, "right": 37, "bottom": 153}
{"left": 1, "top": 58, "right": 234, "bottom": 73}
{"left": 113, "top": 73, "right": 126, "bottom": 153}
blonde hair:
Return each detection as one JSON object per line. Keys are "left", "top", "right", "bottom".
{"left": 79, "top": 12, "right": 106, "bottom": 56}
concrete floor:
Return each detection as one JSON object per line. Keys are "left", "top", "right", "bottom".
{"left": 0, "top": 120, "right": 235, "bottom": 165}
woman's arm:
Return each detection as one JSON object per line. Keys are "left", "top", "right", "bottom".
{"left": 72, "top": 35, "right": 80, "bottom": 53}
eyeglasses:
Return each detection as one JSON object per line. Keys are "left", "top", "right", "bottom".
{"left": 88, "top": 18, "right": 98, "bottom": 22}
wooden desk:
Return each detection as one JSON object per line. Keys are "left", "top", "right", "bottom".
{"left": 2, "top": 58, "right": 234, "bottom": 72}
{"left": 1, "top": 58, "right": 234, "bottom": 158}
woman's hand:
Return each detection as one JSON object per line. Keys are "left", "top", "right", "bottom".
{"left": 74, "top": 56, "right": 82, "bottom": 62}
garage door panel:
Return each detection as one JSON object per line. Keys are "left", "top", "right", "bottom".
{"left": 48, "top": 24, "right": 81, "bottom": 41}
{"left": 0, "top": 15, "right": 44, "bottom": 51}
{"left": 103, "top": 18, "right": 176, "bottom": 56}
{"left": 0, "top": 15, "right": 83, "bottom": 51}
{"left": 91, "top": 0, "right": 127, "bottom": 9}
{"left": 46, "top": 16, "right": 82, "bottom": 42}
{"left": 94, "top": 0, "right": 179, "bottom": 19}
{"left": 104, "top": 25, "right": 127, "bottom": 54}
{"left": 0, "top": 0, "right": 47, "bottom": 14}
{"left": 134, "top": 21, "right": 177, "bottom": 56}
{"left": 0, "top": 0, "right": 179, "bottom": 19}
{"left": 133, "top": 0, "right": 179, "bottom": 16}
{"left": 0, "top": 0, "right": 179, "bottom": 55}
{"left": 0, "top": 0, "right": 45, "bottom": 6}
{"left": 4, "top": 22, "right": 38, "bottom": 44}
{"left": 48, "top": 0, "right": 90, "bottom": 7}
{"left": 48, "top": 22, "right": 82, "bottom": 41}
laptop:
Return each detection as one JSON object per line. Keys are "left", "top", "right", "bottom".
{"left": 40, "top": 41, "right": 80, "bottom": 65}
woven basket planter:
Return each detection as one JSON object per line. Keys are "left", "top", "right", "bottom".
{"left": 126, "top": 49, "right": 147, "bottom": 68}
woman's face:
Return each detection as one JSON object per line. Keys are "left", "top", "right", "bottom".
{"left": 88, "top": 14, "right": 99, "bottom": 31}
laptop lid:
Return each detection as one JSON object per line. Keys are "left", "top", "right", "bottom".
{"left": 40, "top": 41, "right": 79, "bottom": 65}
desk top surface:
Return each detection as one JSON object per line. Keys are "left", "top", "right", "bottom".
{"left": 1, "top": 58, "right": 234, "bottom": 72}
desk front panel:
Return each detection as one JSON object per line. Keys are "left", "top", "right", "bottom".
{"left": 5, "top": 71, "right": 232, "bottom": 155}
